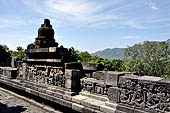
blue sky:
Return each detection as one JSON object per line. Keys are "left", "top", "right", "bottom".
{"left": 0, "top": 0, "right": 170, "bottom": 53}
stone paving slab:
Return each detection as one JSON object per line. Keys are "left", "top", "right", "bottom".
{"left": 0, "top": 88, "right": 62, "bottom": 113}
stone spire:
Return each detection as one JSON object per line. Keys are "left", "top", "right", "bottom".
{"left": 37, "top": 19, "right": 54, "bottom": 39}
{"left": 27, "top": 19, "right": 58, "bottom": 49}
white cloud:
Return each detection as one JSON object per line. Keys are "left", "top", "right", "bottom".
{"left": 12, "top": 0, "right": 170, "bottom": 29}
{"left": 123, "top": 19, "right": 146, "bottom": 29}
{"left": 20, "top": 0, "right": 122, "bottom": 28}
{"left": 148, "top": 0, "right": 159, "bottom": 10}
{"left": 120, "top": 35, "right": 140, "bottom": 39}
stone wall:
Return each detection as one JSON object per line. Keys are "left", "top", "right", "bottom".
{"left": 1, "top": 62, "right": 170, "bottom": 113}
{"left": 116, "top": 75, "right": 170, "bottom": 113}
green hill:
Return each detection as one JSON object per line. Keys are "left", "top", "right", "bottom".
{"left": 91, "top": 39, "right": 170, "bottom": 60}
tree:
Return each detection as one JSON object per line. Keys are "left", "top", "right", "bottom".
{"left": 95, "top": 56, "right": 125, "bottom": 71}
{"left": 68, "top": 47, "right": 82, "bottom": 62}
{"left": 2, "top": 45, "right": 9, "bottom": 51}
{"left": 10, "top": 46, "right": 26, "bottom": 60}
{"left": 124, "top": 41, "right": 170, "bottom": 76}
{"left": 79, "top": 51, "right": 92, "bottom": 62}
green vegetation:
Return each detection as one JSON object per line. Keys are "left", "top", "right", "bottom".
{"left": 9, "top": 46, "right": 26, "bottom": 60}
{"left": 69, "top": 40, "right": 170, "bottom": 78}
{"left": 69, "top": 47, "right": 125, "bottom": 71}
{"left": 124, "top": 41, "right": 170, "bottom": 77}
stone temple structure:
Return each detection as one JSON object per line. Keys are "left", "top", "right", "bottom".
{"left": 0, "top": 19, "right": 170, "bottom": 113}
{"left": 21, "top": 19, "right": 71, "bottom": 88}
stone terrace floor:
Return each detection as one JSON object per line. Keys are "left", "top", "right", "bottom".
{"left": 0, "top": 88, "right": 62, "bottom": 113}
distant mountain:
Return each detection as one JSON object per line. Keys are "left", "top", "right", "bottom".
{"left": 91, "top": 48, "right": 125, "bottom": 60}
{"left": 91, "top": 39, "right": 170, "bottom": 60}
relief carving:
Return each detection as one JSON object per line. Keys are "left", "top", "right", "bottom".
{"left": 118, "top": 78, "right": 170, "bottom": 112}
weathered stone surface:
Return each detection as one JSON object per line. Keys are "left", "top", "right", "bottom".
{"left": 81, "top": 98, "right": 105, "bottom": 110}
{"left": 116, "top": 104, "right": 134, "bottom": 113}
{"left": 63, "top": 95, "right": 72, "bottom": 101}
{"left": 65, "top": 69, "right": 80, "bottom": 92}
{"left": 83, "top": 107, "right": 95, "bottom": 113}
{"left": 60, "top": 99, "right": 72, "bottom": 108}
{"left": 72, "top": 95, "right": 88, "bottom": 104}
{"left": 100, "top": 104, "right": 116, "bottom": 113}
{"left": 104, "top": 72, "right": 125, "bottom": 87}
{"left": 138, "top": 76, "right": 163, "bottom": 81}
{"left": 80, "top": 77, "right": 107, "bottom": 95}
{"left": 0, "top": 88, "right": 51, "bottom": 113}
{"left": 65, "top": 69, "right": 80, "bottom": 79}
{"left": 108, "top": 87, "right": 119, "bottom": 103}
{"left": 53, "top": 92, "right": 63, "bottom": 99}
{"left": 105, "top": 102, "right": 117, "bottom": 109}
{"left": 72, "top": 103, "right": 84, "bottom": 112}
{"left": 80, "top": 92, "right": 108, "bottom": 102}
{"left": 92, "top": 71, "right": 106, "bottom": 80}
{"left": 118, "top": 75, "right": 170, "bottom": 113}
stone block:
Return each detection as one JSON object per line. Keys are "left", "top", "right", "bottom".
{"left": 116, "top": 104, "right": 134, "bottom": 113}
{"left": 138, "top": 76, "right": 163, "bottom": 82}
{"left": 49, "top": 47, "right": 56, "bottom": 52}
{"left": 39, "top": 92, "right": 47, "bottom": 99}
{"left": 65, "top": 62, "right": 82, "bottom": 70}
{"left": 104, "top": 72, "right": 125, "bottom": 87}
{"left": 105, "top": 102, "right": 117, "bottom": 109}
{"left": 100, "top": 104, "right": 116, "bottom": 113}
{"left": 94, "top": 110, "right": 103, "bottom": 113}
{"left": 65, "top": 79, "right": 78, "bottom": 90}
{"left": 38, "top": 88, "right": 46, "bottom": 93}
{"left": 134, "top": 109, "right": 151, "bottom": 113}
{"left": 46, "top": 90, "right": 54, "bottom": 96}
{"left": 65, "top": 69, "right": 80, "bottom": 79}
{"left": 3, "top": 67, "right": 17, "bottom": 79}
{"left": 65, "top": 69, "right": 80, "bottom": 92}
{"left": 60, "top": 99, "right": 72, "bottom": 108}
{"left": 31, "top": 90, "right": 39, "bottom": 96}
{"left": 25, "top": 88, "right": 32, "bottom": 93}
{"left": 72, "top": 103, "right": 84, "bottom": 112}
{"left": 81, "top": 98, "right": 105, "bottom": 110}
{"left": 92, "top": 71, "right": 106, "bottom": 80}
{"left": 53, "top": 92, "right": 63, "bottom": 99}
{"left": 45, "top": 94, "right": 55, "bottom": 102}
{"left": 80, "top": 92, "right": 108, "bottom": 102}
{"left": 53, "top": 97, "right": 61, "bottom": 104}
{"left": 81, "top": 63, "right": 104, "bottom": 71}
{"left": 108, "top": 87, "right": 119, "bottom": 103}
{"left": 83, "top": 107, "right": 95, "bottom": 113}
{"left": 72, "top": 95, "right": 88, "bottom": 104}
{"left": 63, "top": 95, "right": 72, "bottom": 101}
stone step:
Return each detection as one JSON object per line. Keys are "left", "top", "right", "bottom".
{"left": 80, "top": 91, "right": 109, "bottom": 102}
{"left": 72, "top": 94, "right": 117, "bottom": 112}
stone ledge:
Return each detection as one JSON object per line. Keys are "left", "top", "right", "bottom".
{"left": 80, "top": 92, "right": 108, "bottom": 102}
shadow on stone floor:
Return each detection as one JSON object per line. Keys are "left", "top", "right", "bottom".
{"left": 0, "top": 102, "right": 27, "bottom": 113}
